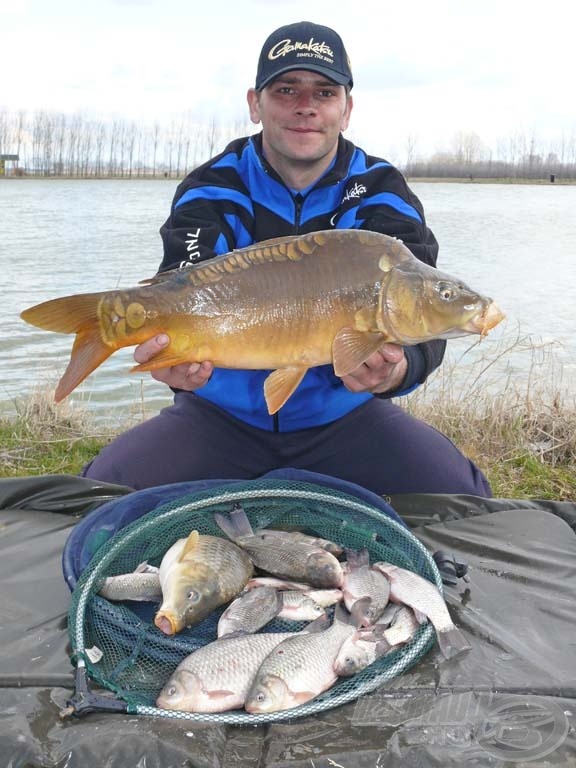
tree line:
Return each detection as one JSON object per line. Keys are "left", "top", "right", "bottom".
{"left": 1, "top": 109, "right": 575, "bottom": 180}
{"left": 404, "top": 129, "right": 576, "bottom": 180}
{"left": 0, "top": 109, "right": 253, "bottom": 179}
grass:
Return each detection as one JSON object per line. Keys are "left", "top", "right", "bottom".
{"left": 0, "top": 339, "right": 574, "bottom": 500}
{"left": 0, "top": 388, "right": 114, "bottom": 477}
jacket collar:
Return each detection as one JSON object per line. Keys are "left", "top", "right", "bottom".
{"left": 250, "top": 131, "right": 354, "bottom": 190}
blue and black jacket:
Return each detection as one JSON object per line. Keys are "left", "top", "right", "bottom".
{"left": 158, "top": 132, "right": 445, "bottom": 432}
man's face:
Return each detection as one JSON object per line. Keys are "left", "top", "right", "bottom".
{"left": 247, "top": 70, "right": 353, "bottom": 171}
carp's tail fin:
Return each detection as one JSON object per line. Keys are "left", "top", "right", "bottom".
{"left": 437, "top": 626, "right": 472, "bottom": 660}
{"left": 214, "top": 503, "right": 255, "bottom": 542}
{"left": 21, "top": 294, "right": 114, "bottom": 402}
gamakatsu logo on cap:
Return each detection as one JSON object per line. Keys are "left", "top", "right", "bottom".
{"left": 268, "top": 38, "right": 335, "bottom": 62}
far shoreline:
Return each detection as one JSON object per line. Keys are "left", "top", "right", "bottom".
{"left": 1, "top": 175, "right": 575, "bottom": 186}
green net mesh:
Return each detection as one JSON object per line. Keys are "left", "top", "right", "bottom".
{"left": 68, "top": 478, "right": 439, "bottom": 723}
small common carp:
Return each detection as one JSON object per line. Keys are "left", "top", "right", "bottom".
{"left": 20, "top": 229, "right": 504, "bottom": 414}
{"left": 154, "top": 530, "right": 253, "bottom": 635}
{"left": 98, "top": 562, "right": 161, "bottom": 602}
{"left": 334, "top": 605, "right": 420, "bottom": 676}
{"left": 217, "top": 586, "right": 284, "bottom": 638}
{"left": 156, "top": 630, "right": 301, "bottom": 713}
{"left": 245, "top": 603, "right": 366, "bottom": 713}
{"left": 214, "top": 505, "right": 344, "bottom": 589}
{"left": 373, "top": 561, "right": 471, "bottom": 660}
{"left": 217, "top": 587, "right": 327, "bottom": 637}
{"left": 342, "top": 548, "right": 390, "bottom": 626}
{"left": 256, "top": 529, "right": 344, "bottom": 556}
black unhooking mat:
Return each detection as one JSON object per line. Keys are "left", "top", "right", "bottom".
{"left": 0, "top": 472, "right": 575, "bottom": 768}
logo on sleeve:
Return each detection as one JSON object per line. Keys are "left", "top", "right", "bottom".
{"left": 179, "top": 228, "right": 202, "bottom": 268}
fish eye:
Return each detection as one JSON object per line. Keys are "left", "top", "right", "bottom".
{"left": 437, "top": 282, "right": 456, "bottom": 301}
{"left": 255, "top": 691, "right": 267, "bottom": 702}
{"left": 167, "top": 685, "right": 177, "bottom": 696}
{"left": 187, "top": 590, "right": 201, "bottom": 603}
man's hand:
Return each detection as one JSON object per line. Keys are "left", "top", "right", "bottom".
{"left": 340, "top": 343, "right": 407, "bottom": 395}
{"left": 134, "top": 335, "right": 213, "bottom": 391}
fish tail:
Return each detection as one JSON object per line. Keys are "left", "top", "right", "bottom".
{"left": 213, "top": 503, "right": 254, "bottom": 541}
{"left": 437, "top": 626, "right": 472, "bottom": 660}
{"left": 21, "top": 294, "right": 115, "bottom": 402}
{"left": 21, "top": 293, "right": 103, "bottom": 334}
{"left": 344, "top": 548, "right": 370, "bottom": 568}
{"left": 304, "top": 613, "right": 331, "bottom": 632}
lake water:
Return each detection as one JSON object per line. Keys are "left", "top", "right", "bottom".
{"left": 1, "top": 179, "right": 575, "bottom": 424}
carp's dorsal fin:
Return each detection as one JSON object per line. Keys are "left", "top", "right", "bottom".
{"left": 178, "top": 530, "right": 200, "bottom": 562}
{"left": 332, "top": 328, "right": 386, "bottom": 377}
{"left": 264, "top": 367, "right": 308, "bottom": 414}
{"left": 139, "top": 234, "right": 329, "bottom": 291}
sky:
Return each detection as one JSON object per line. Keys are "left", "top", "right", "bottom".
{"left": 2, "top": 0, "right": 575, "bottom": 163}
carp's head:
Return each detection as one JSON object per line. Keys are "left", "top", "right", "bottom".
{"left": 154, "top": 563, "right": 221, "bottom": 635}
{"left": 378, "top": 261, "right": 505, "bottom": 343}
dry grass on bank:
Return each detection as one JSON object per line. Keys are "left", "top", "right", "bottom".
{"left": 0, "top": 387, "right": 115, "bottom": 477}
{"left": 404, "top": 337, "right": 576, "bottom": 500}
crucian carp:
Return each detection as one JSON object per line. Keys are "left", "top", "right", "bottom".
{"left": 20, "top": 229, "right": 504, "bottom": 414}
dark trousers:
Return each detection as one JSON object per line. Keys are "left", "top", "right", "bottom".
{"left": 82, "top": 392, "right": 492, "bottom": 497}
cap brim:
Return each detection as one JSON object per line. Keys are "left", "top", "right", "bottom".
{"left": 257, "top": 64, "right": 352, "bottom": 91}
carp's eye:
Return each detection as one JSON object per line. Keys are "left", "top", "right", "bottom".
{"left": 167, "top": 686, "right": 177, "bottom": 696}
{"left": 187, "top": 590, "right": 201, "bottom": 603}
{"left": 437, "top": 282, "right": 455, "bottom": 301}
{"left": 255, "top": 691, "right": 267, "bottom": 703}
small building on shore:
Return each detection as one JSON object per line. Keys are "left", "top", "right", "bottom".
{"left": 0, "top": 154, "right": 20, "bottom": 176}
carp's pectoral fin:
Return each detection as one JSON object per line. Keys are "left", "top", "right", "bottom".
{"left": 332, "top": 328, "right": 386, "bottom": 377}
{"left": 55, "top": 329, "right": 115, "bottom": 402}
{"left": 264, "top": 367, "right": 308, "bottom": 415}
{"left": 131, "top": 348, "right": 195, "bottom": 372}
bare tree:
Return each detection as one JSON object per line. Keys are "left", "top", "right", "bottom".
{"left": 151, "top": 122, "right": 160, "bottom": 177}
{"left": 94, "top": 121, "right": 107, "bottom": 177}
{"left": 404, "top": 133, "right": 418, "bottom": 176}
{"left": 0, "top": 109, "right": 8, "bottom": 155}
{"left": 123, "top": 121, "right": 137, "bottom": 178}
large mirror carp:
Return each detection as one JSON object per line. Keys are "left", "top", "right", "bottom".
{"left": 21, "top": 229, "right": 504, "bottom": 414}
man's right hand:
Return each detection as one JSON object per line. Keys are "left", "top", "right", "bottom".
{"left": 134, "top": 334, "right": 213, "bottom": 391}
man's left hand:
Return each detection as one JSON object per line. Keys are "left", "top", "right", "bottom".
{"left": 340, "top": 343, "right": 407, "bottom": 395}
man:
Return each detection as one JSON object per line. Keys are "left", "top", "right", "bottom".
{"left": 82, "top": 21, "right": 491, "bottom": 497}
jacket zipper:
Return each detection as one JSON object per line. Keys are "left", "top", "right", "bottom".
{"left": 293, "top": 193, "right": 304, "bottom": 233}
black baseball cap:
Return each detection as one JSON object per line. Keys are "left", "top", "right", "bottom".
{"left": 255, "top": 21, "right": 353, "bottom": 91}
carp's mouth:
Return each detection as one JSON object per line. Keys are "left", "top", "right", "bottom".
{"left": 463, "top": 301, "right": 505, "bottom": 336}
{"left": 154, "top": 610, "right": 180, "bottom": 635}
